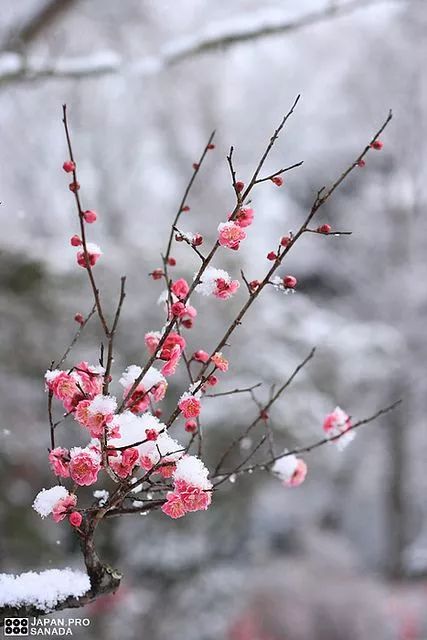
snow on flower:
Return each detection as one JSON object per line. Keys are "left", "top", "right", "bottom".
{"left": 162, "top": 456, "right": 212, "bottom": 518}
{"left": 69, "top": 446, "right": 101, "bottom": 486}
{"left": 195, "top": 267, "right": 240, "bottom": 300}
{"left": 178, "top": 392, "right": 201, "bottom": 419}
{"left": 44, "top": 369, "right": 84, "bottom": 413}
{"left": 76, "top": 242, "right": 102, "bottom": 268}
{"left": 323, "top": 406, "right": 355, "bottom": 451}
{"left": 52, "top": 494, "right": 78, "bottom": 523}
{"left": 33, "top": 486, "right": 69, "bottom": 518}
{"left": 144, "top": 331, "right": 162, "bottom": 354}
{"left": 140, "top": 431, "right": 184, "bottom": 478}
{"left": 113, "top": 411, "right": 164, "bottom": 454}
{"left": 119, "top": 365, "right": 167, "bottom": 412}
{"left": 211, "top": 352, "right": 229, "bottom": 372}
{"left": 272, "top": 452, "right": 307, "bottom": 488}
{"left": 0, "top": 569, "right": 91, "bottom": 612}
{"left": 218, "top": 221, "right": 246, "bottom": 250}
{"left": 83, "top": 394, "right": 117, "bottom": 437}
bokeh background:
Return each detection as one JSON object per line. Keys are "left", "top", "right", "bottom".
{"left": 1, "top": 0, "right": 426, "bottom": 638}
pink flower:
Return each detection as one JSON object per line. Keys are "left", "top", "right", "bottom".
{"left": 284, "top": 459, "right": 307, "bottom": 487}
{"left": 159, "top": 333, "right": 186, "bottom": 360}
{"left": 110, "top": 448, "right": 139, "bottom": 479}
{"left": 161, "top": 492, "right": 186, "bottom": 519}
{"left": 323, "top": 406, "right": 355, "bottom": 450}
{"left": 48, "top": 447, "right": 70, "bottom": 478}
{"left": 171, "top": 301, "right": 187, "bottom": 318}
{"left": 323, "top": 406, "right": 351, "bottom": 436}
{"left": 45, "top": 370, "right": 84, "bottom": 413}
{"left": 283, "top": 275, "right": 297, "bottom": 289}
{"left": 214, "top": 277, "right": 240, "bottom": 300}
{"left": 83, "top": 209, "right": 97, "bottom": 223}
{"left": 52, "top": 493, "right": 77, "bottom": 523}
{"left": 194, "top": 350, "right": 210, "bottom": 363}
{"left": 85, "top": 395, "right": 117, "bottom": 438}
{"left": 178, "top": 393, "right": 201, "bottom": 419}
{"left": 158, "top": 462, "right": 176, "bottom": 478}
{"left": 144, "top": 331, "right": 161, "bottom": 354}
{"left": 179, "top": 484, "right": 212, "bottom": 512}
{"left": 69, "top": 511, "right": 83, "bottom": 528}
{"left": 171, "top": 278, "right": 189, "bottom": 300}
{"left": 211, "top": 352, "right": 228, "bottom": 372}
{"left": 75, "top": 361, "right": 104, "bottom": 397}
{"left": 74, "top": 399, "right": 91, "bottom": 427}
{"left": 69, "top": 448, "right": 101, "bottom": 486}
{"left": 76, "top": 243, "right": 102, "bottom": 268}
{"left": 161, "top": 344, "right": 182, "bottom": 377}
{"left": 272, "top": 453, "right": 307, "bottom": 488}
{"left": 233, "top": 207, "right": 254, "bottom": 228}
{"left": 218, "top": 222, "right": 246, "bottom": 250}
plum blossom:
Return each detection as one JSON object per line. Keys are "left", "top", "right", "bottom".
{"left": 74, "top": 362, "right": 104, "bottom": 396}
{"left": 144, "top": 331, "right": 162, "bottom": 354}
{"left": 323, "top": 406, "right": 355, "bottom": 451}
{"left": 161, "top": 492, "right": 186, "bottom": 519}
{"left": 178, "top": 392, "right": 201, "bottom": 419}
{"left": 119, "top": 365, "right": 167, "bottom": 412}
{"left": 81, "top": 394, "right": 117, "bottom": 437}
{"left": 33, "top": 486, "right": 69, "bottom": 518}
{"left": 171, "top": 278, "right": 190, "bottom": 300}
{"left": 110, "top": 448, "right": 139, "bottom": 479}
{"left": 69, "top": 446, "right": 101, "bottom": 486}
{"left": 230, "top": 207, "right": 254, "bottom": 228}
{"left": 69, "top": 512, "right": 83, "bottom": 528}
{"left": 48, "top": 447, "right": 70, "bottom": 478}
{"left": 211, "top": 352, "right": 229, "bottom": 372}
{"left": 195, "top": 267, "right": 240, "bottom": 300}
{"left": 162, "top": 456, "right": 212, "bottom": 518}
{"left": 139, "top": 431, "right": 184, "bottom": 478}
{"left": 76, "top": 242, "right": 102, "bottom": 268}
{"left": 52, "top": 494, "right": 78, "bottom": 523}
{"left": 45, "top": 370, "right": 84, "bottom": 413}
{"left": 161, "top": 345, "right": 181, "bottom": 377}
{"left": 218, "top": 222, "right": 246, "bottom": 250}
{"left": 272, "top": 452, "right": 307, "bottom": 488}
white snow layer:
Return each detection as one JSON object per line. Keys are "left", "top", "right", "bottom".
{"left": 0, "top": 568, "right": 90, "bottom": 611}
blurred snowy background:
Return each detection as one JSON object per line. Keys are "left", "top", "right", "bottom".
{"left": 0, "top": 0, "right": 426, "bottom": 638}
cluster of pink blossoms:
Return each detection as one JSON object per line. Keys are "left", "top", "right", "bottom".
{"left": 161, "top": 456, "right": 212, "bottom": 519}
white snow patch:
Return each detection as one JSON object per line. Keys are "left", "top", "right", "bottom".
{"left": 32, "top": 486, "right": 68, "bottom": 518}
{"left": 0, "top": 568, "right": 90, "bottom": 611}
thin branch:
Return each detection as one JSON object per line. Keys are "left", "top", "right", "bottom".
{"left": 204, "top": 382, "right": 262, "bottom": 398}
{"left": 55, "top": 304, "right": 96, "bottom": 368}
{"left": 214, "top": 348, "right": 316, "bottom": 474}
{"left": 214, "top": 400, "right": 402, "bottom": 486}
{"left": 62, "top": 104, "right": 110, "bottom": 337}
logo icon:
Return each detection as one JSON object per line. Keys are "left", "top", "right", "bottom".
{"left": 4, "top": 619, "right": 29, "bottom": 636}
